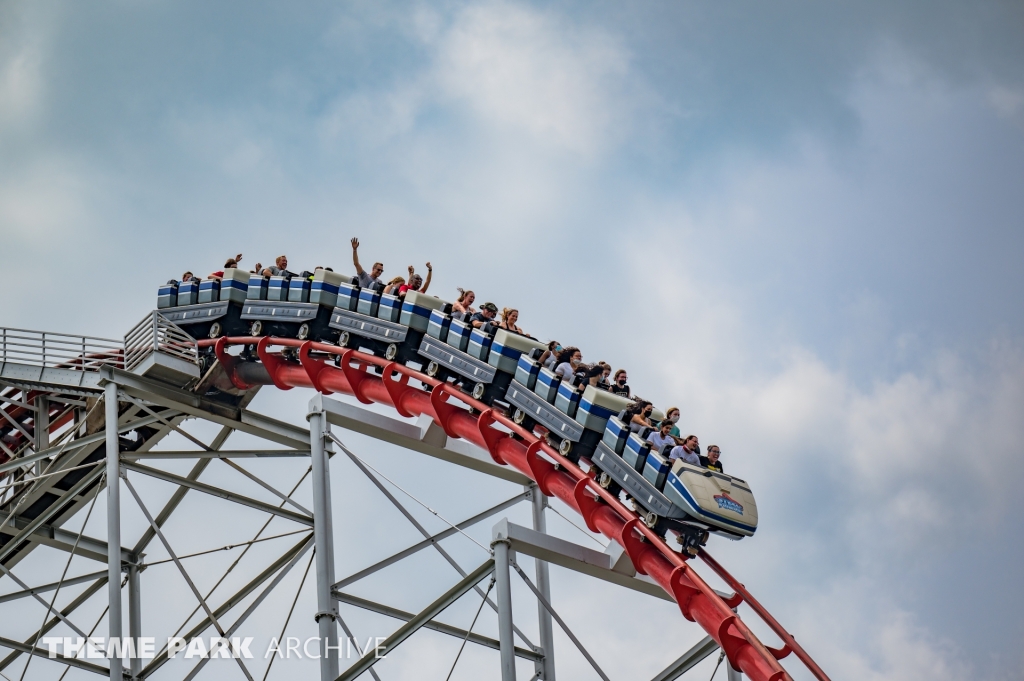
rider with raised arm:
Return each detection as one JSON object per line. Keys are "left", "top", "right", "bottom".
{"left": 398, "top": 262, "right": 432, "bottom": 296}
{"left": 351, "top": 237, "right": 384, "bottom": 288}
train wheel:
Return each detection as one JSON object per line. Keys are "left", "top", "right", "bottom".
{"left": 426, "top": 361, "right": 441, "bottom": 377}
{"left": 472, "top": 382, "right": 486, "bottom": 400}
{"left": 597, "top": 472, "right": 612, "bottom": 489}
{"left": 249, "top": 320, "right": 263, "bottom": 337}
{"left": 558, "top": 439, "right": 573, "bottom": 456}
{"left": 208, "top": 322, "right": 222, "bottom": 339}
{"left": 338, "top": 331, "right": 350, "bottom": 348}
{"left": 385, "top": 343, "right": 399, "bottom": 361}
{"left": 512, "top": 408, "right": 527, "bottom": 424}
{"left": 643, "top": 511, "right": 659, "bottom": 529}
{"left": 297, "top": 323, "right": 310, "bottom": 340}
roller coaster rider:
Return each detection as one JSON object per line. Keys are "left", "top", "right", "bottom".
{"left": 351, "top": 237, "right": 384, "bottom": 288}
{"left": 469, "top": 302, "right": 498, "bottom": 327}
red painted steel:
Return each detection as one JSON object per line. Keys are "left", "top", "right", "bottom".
{"left": 201, "top": 336, "right": 830, "bottom": 681}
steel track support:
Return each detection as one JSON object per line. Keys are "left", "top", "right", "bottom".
{"left": 493, "top": 537, "right": 518, "bottom": 681}
{"left": 309, "top": 399, "right": 340, "bottom": 680}
{"left": 529, "top": 485, "right": 556, "bottom": 680}
{"left": 104, "top": 382, "right": 123, "bottom": 681}
{"left": 128, "top": 561, "right": 142, "bottom": 680}
{"left": 33, "top": 394, "right": 48, "bottom": 476}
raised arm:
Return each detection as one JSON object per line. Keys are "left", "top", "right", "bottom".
{"left": 421, "top": 262, "right": 432, "bottom": 293}
{"left": 351, "top": 238, "right": 365, "bottom": 275}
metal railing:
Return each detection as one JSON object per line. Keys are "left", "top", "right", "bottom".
{"left": 123, "top": 312, "right": 199, "bottom": 373}
{"left": 0, "top": 327, "right": 123, "bottom": 371}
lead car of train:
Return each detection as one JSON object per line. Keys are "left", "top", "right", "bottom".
{"left": 157, "top": 268, "right": 758, "bottom": 555}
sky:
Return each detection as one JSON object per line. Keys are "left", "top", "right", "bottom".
{"left": 1, "top": 1, "right": 1023, "bottom": 679}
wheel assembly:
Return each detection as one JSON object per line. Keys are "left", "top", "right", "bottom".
{"left": 598, "top": 472, "right": 612, "bottom": 489}
{"left": 338, "top": 331, "right": 350, "bottom": 348}
{"left": 643, "top": 511, "right": 659, "bottom": 529}
{"left": 558, "top": 438, "right": 573, "bottom": 456}
{"left": 208, "top": 322, "right": 222, "bottom": 339}
{"left": 297, "top": 323, "right": 310, "bottom": 340}
{"left": 249, "top": 320, "right": 263, "bottom": 337}
{"left": 426, "top": 361, "right": 440, "bottom": 377}
{"left": 472, "top": 382, "right": 486, "bottom": 400}
{"left": 385, "top": 343, "right": 399, "bottom": 361}
{"left": 512, "top": 408, "right": 527, "bottom": 424}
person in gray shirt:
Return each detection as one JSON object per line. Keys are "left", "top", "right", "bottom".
{"left": 351, "top": 237, "right": 383, "bottom": 288}
{"left": 253, "top": 255, "right": 295, "bottom": 278}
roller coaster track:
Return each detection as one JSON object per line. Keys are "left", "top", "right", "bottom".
{"left": 202, "top": 335, "right": 830, "bottom": 681}
{"left": 0, "top": 321, "right": 831, "bottom": 681}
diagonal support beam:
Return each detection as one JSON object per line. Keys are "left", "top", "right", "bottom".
{"left": 332, "top": 589, "right": 543, "bottom": 663}
{"left": 0, "top": 569, "right": 107, "bottom": 604}
{"left": 122, "top": 461, "right": 312, "bottom": 527}
{"left": 124, "top": 476, "right": 255, "bottom": 681}
{"left": 182, "top": 536, "right": 314, "bottom": 681}
{"left": 0, "top": 576, "right": 108, "bottom": 672}
{"left": 651, "top": 636, "right": 719, "bottom": 681}
{"left": 138, "top": 535, "right": 310, "bottom": 679}
{"left": 0, "top": 635, "right": 111, "bottom": 677}
{"left": 0, "top": 465, "right": 104, "bottom": 563}
{"left": 335, "top": 559, "right": 495, "bottom": 681}
{"left": 0, "top": 563, "right": 88, "bottom": 637}
{"left": 333, "top": 492, "right": 527, "bottom": 590}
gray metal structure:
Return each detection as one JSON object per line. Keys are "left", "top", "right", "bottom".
{"left": 0, "top": 320, "right": 737, "bottom": 680}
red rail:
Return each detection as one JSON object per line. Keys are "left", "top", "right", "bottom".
{"left": 204, "top": 336, "right": 830, "bottom": 681}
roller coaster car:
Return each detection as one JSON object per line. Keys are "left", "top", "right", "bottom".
{"left": 157, "top": 269, "right": 250, "bottom": 341}
{"left": 328, "top": 286, "right": 434, "bottom": 364}
{"left": 506, "top": 361, "right": 635, "bottom": 462}
{"left": 590, "top": 416, "right": 757, "bottom": 553}
{"left": 419, "top": 314, "right": 547, "bottom": 405}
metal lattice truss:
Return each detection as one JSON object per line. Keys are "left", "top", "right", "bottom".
{"left": 1, "top": 341, "right": 730, "bottom": 681}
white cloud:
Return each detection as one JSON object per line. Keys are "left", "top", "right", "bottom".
{"left": 432, "top": 1, "right": 632, "bottom": 155}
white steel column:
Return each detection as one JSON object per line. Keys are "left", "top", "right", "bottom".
{"left": 128, "top": 562, "right": 142, "bottom": 680}
{"left": 309, "top": 403, "right": 339, "bottom": 680}
{"left": 492, "top": 538, "right": 517, "bottom": 681}
{"left": 529, "top": 485, "right": 556, "bottom": 680}
{"left": 104, "top": 382, "right": 123, "bottom": 681}
{"left": 34, "top": 395, "right": 49, "bottom": 476}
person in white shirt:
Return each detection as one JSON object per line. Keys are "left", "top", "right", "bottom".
{"left": 646, "top": 420, "right": 676, "bottom": 454}
{"left": 554, "top": 347, "right": 582, "bottom": 383}
{"left": 669, "top": 434, "right": 701, "bottom": 466}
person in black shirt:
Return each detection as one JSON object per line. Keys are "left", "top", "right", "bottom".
{"left": 700, "top": 445, "right": 724, "bottom": 473}
{"left": 609, "top": 369, "right": 630, "bottom": 397}
{"left": 470, "top": 302, "right": 498, "bottom": 327}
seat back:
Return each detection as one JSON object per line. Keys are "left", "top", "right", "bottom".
{"left": 401, "top": 291, "right": 450, "bottom": 333}
{"left": 310, "top": 270, "right": 347, "bottom": 308}
{"left": 514, "top": 354, "right": 541, "bottom": 390}
{"left": 535, "top": 366, "right": 561, "bottom": 404}
{"left": 488, "top": 329, "right": 547, "bottom": 375}
{"left": 467, "top": 325, "right": 495, "bottom": 361}
{"left": 198, "top": 279, "right": 220, "bottom": 304}
{"left": 287, "top": 276, "right": 311, "bottom": 303}
{"left": 376, "top": 293, "right": 402, "bottom": 323}
{"left": 642, "top": 449, "right": 671, "bottom": 491}
{"left": 601, "top": 416, "right": 630, "bottom": 455}
{"left": 176, "top": 280, "right": 199, "bottom": 306}
{"left": 267, "top": 276, "right": 290, "bottom": 302}
{"left": 219, "top": 269, "right": 250, "bottom": 303}
{"left": 427, "top": 309, "right": 451, "bottom": 342}
{"left": 554, "top": 379, "right": 582, "bottom": 418}
{"left": 576, "top": 385, "right": 635, "bottom": 433}
{"left": 622, "top": 433, "right": 651, "bottom": 474}
{"left": 158, "top": 282, "right": 178, "bottom": 309}
{"left": 356, "top": 283, "right": 383, "bottom": 317}
{"left": 247, "top": 274, "right": 269, "bottom": 301}
{"left": 446, "top": 318, "right": 472, "bottom": 352}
